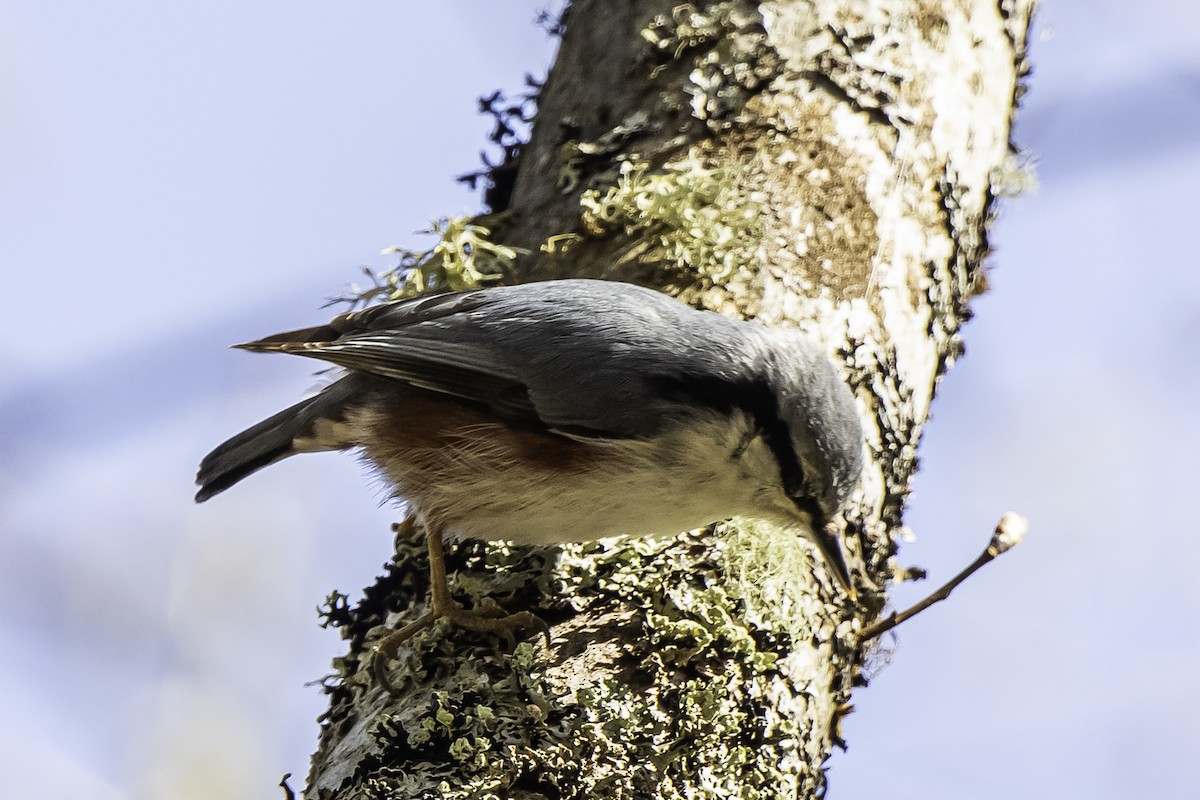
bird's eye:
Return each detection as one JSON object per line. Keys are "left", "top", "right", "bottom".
{"left": 783, "top": 474, "right": 805, "bottom": 498}
{"left": 787, "top": 492, "right": 822, "bottom": 523}
{"left": 779, "top": 463, "right": 805, "bottom": 499}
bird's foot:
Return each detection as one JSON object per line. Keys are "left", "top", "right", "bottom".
{"left": 448, "top": 604, "right": 551, "bottom": 649}
{"left": 371, "top": 600, "right": 550, "bottom": 694}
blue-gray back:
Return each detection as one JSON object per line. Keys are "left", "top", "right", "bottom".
{"left": 247, "top": 279, "right": 795, "bottom": 439}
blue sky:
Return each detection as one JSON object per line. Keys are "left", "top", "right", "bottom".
{"left": 2, "top": 2, "right": 1198, "bottom": 798}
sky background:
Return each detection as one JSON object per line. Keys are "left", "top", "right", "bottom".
{"left": 2, "top": 1, "right": 1198, "bottom": 798}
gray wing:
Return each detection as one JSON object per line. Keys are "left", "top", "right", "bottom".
{"left": 235, "top": 279, "right": 766, "bottom": 438}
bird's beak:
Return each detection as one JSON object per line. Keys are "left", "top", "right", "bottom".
{"left": 811, "top": 521, "right": 857, "bottom": 602}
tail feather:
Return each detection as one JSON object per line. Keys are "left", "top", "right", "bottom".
{"left": 195, "top": 375, "right": 364, "bottom": 502}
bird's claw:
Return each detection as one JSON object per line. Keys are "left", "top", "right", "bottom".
{"left": 453, "top": 608, "right": 552, "bottom": 649}
{"left": 371, "top": 604, "right": 552, "bottom": 695}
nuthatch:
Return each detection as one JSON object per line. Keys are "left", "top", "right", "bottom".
{"left": 196, "top": 279, "right": 863, "bottom": 676}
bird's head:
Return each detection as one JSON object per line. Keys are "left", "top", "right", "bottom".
{"left": 760, "top": 328, "right": 864, "bottom": 597}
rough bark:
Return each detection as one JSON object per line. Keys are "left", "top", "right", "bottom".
{"left": 305, "top": 1, "right": 1035, "bottom": 797}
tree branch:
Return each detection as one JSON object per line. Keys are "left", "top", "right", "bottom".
{"left": 860, "top": 512, "right": 1028, "bottom": 641}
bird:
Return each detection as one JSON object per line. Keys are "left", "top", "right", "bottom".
{"left": 196, "top": 279, "right": 863, "bottom": 685}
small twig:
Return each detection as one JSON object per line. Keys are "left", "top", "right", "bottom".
{"left": 860, "top": 512, "right": 1028, "bottom": 641}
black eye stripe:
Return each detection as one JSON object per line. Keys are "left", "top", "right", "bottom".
{"left": 763, "top": 422, "right": 805, "bottom": 498}
{"left": 651, "top": 373, "right": 806, "bottom": 501}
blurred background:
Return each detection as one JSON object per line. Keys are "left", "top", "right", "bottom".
{"left": 2, "top": 1, "right": 1197, "bottom": 798}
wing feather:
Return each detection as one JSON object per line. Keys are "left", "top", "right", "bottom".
{"left": 230, "top": 280, "right": 763, "bottom": 439}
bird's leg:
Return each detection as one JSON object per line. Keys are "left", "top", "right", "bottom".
{"left": 424, "top": 523, "right": 457, "bottom": 617}
{"left": 371, "top": 523, "right": 551, "bottom": 694}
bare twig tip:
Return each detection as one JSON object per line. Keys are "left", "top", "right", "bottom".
{"left": 859, "top": 511, "right": 1028, "bottom": 641}
{"left": 989, "top": 511, "right": 1028, "bottom": 556}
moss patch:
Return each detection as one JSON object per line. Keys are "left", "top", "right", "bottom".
{"left": 345, "top": 217, "right": 522, "bottom": 306}
{"left": 580, "top": 154, "right": 765, "bottom": 285}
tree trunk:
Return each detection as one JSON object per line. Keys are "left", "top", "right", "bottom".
{"left": 305, "top": 1, "right": 1035, "bottom": 797}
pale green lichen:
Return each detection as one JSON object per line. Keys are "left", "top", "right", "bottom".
{"left": 580, "top": 155, "right": 765, "bottom": 282}
{"left": 718, "top": 519, "right": 832, "bottom": 642}
{"left": 348, "top": 216, "right": 522, "bottom": 306}
{"left": 327, "top": 526, "right": 832, "bottom": 799}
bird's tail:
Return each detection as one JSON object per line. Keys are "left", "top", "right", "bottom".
{"left": 195, "top": 375, "right": 364, "bottom": 502}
